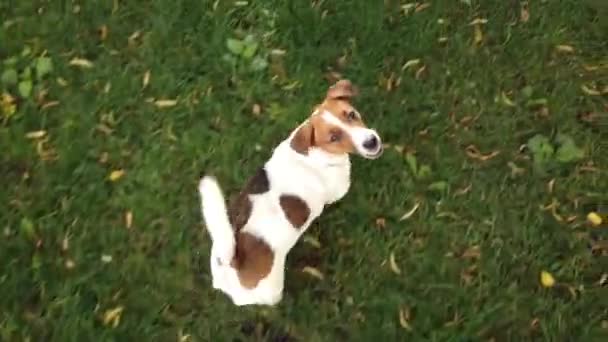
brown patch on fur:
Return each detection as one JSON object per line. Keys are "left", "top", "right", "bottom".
{"left": 224, "top": 168, "right": 274, "bottom": 288}
{"left": 290, "top": 120, "right": 315, "bottom": 155}
{"left": 279, "top": 194, "right": 310, "bottom": 228}
{"left": 231, "top": 232, "right": 274, "bottom": 289}
{"left": 227, "top": 167, "right": 270, "bottom": 231}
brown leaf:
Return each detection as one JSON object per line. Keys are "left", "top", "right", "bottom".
{"left": 25, "top": 130, "right": 47, "bottom": 139}
{"left": 520, "top": 2, "right": 530, "bottom": 23}
{"left": 65, "top": 259, "right": 76, "bottom": 269}
{"left": 465, "top": 145, "right": 500, "bottom": 161}
{"left": 252, "top": 103, "right": 262, "bottom": 116}
{"left": 102, "top": 306, "right": 124, "bottom": 328}
{"left": 142, "top": 70, "right": 151, "bottom": 89}
{"left": 389, "top": 252, "right": 401, "bottom": 275}
{"left": 302, "top": 266, "right": 324, "bottom": 280}
{"left": 454, "top": 183, "right": 472, "bottom": 196}
{"left": 41, "top": 101, "right": 60, "bottom": 110}
{"left": 154, "top": 99, "right": 178, "bottom": 108}
{"left": 415, "top": 3, "right": 430, "bottom": 12}
{"left": 415, "top": 65, "right": 427, "bottom": 80}
{"left": 461, "top": 245, "right": 481, "bottom": 260}
{"left": 398, "top": 307, "right": 413, "bottom": 331}
{"left": 473, "top": 25, "right": 483, "bottom": 45}
{"left": 375, "top": 217, "right": 386, "bottom": 229}
{"left": 555, "top": 45, "right": 575, "bottom": 53}
{"left": 69, "top": 58, "right": 94, "bottom": 68}
{"left": 399, "top": 202, "right": 420, "bottom": 221}
{"left": 581, "top": 84, "right": 601, "bottom": 96}
{"left": 401, "top": 59, "right": 421, "bottom": 71}
{"left": 125, "top": 211, "right": 133, "bottom": 229}
{"left": 99, "top": 25, "right": 108, "bottom": 41}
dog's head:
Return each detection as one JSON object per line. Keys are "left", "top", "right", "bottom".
{"left": 290, "top": 79, "right": 383, "bottom": 159}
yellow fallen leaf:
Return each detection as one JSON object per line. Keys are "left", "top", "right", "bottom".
{"left": 99, "top": 25, "right": 108, "bottom": 41}
{"left": 399, "top": 307, "right": 413, "bottom": 331}
{"left": 302, "top": 235, "right": 321, "bottom": 248}
{"left": 473, "top": 24, "right": 483, "bottom": 45}
{"left": 142, "top": 70, "right": 151, "bottom": 89}
{"left": 108, "top": 170, "right": 125, "bottom": 182}
{"left": 469, "top": 18, "right": 488, "bottom": 25}
{"left": 581, "top": 85, "right": 601, "bottom": 96}
{"left": 102, "top": 306, "right": 124, "bottom": 328}
{"left": 69, "top": 58, "right": 94, "bottom": 68}
{"left": 125, "top": 211, "right": 133, "bottom": 229}
{"left": 399, "top": 202, "right": 420, "bottom": 221}
{"left": 540, "top": 270, "right": 555, "bottom": 288}
{"left": 520, "top": 2, "right": 530, "bottom": 23}
{"left": 25, "top": 130, "right": 47, "bottom": 139}
{"left": 401, "top": 59, "right": 421, "bottom": 71}
{"left": 389, "top": 252, "right": 401, "bottom": 275}
{"left": 587, "top": 212, "right": 603, "bottom": 227}
{"left": 154, "top": 99, "right": 178, "bottom": 108}
{"left": 555, "top": 45, "right": 575, "bottom": 53}
{"left": 302, "top": 266, "right": 324, "bottom": 280}
{"left": 500, "top": 91, "right": 516, "bottom": 107}
{"left": 65, "top": 259, "right": 76, "bottom": 269}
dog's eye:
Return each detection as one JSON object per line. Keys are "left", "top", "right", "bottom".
{"left": 345, "top": 111, "right": 357, "bottom": 121}
{"left": 329, "top": 132, "right": 341, "bottom": 142}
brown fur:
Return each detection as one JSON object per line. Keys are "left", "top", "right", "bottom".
{"left": 225, "top": 167, "right": 274, "bottom": 288}
{"left": 227, "top": 167, "right": 269, "bottom": 231}
{"left": 230, "top": 232, "right": 274, "bottom": 289}
{"left": 279, "top": 194, "right": 311, "bottom": 228}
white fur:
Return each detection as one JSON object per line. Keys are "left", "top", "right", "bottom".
{"left": 198, "top": 113, "right": 380, "bottom": 306}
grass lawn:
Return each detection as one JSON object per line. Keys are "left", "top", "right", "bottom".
{"left": 1, "top": 0, "right": 607, "bottom": 340}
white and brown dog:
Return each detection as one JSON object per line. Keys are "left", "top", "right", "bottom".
{"left": 198, "top": 79, "right": 383, "bottom": 306}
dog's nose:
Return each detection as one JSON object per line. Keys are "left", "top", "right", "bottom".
{"left": 363, "top": 135, "right": 379, "bottom": 150}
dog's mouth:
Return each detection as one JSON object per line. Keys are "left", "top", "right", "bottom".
{"left": 360, "top": 145, "right": 383, "bottom": 160}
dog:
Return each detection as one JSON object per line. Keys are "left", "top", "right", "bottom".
{"left": 198, "top": 79, "right": 383, "bottom": 306}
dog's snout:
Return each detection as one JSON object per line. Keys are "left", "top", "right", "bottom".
{"left": 363, "top": 135, "right": 379, "bottom": 150}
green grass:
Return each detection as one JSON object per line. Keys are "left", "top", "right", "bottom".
{"left": 1, "top": 0, "right": 607, "bottom": 340}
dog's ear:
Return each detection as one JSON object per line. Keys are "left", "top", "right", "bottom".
{"left": 290, "top": 120, "right": 315, "bottom": 155}
{"left": 326, "top": 79, "right": 358, "bottom": 101}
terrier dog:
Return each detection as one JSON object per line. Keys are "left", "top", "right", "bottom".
{"left": 198, "top": 79, "right": 383, "bottom": 306}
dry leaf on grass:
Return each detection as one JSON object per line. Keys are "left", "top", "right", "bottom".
{"left": 99, "top": 25, "right": 108, "bottom": 41}
{"left": 142, "top": 70, "right": 151, "bottom": 89}
{"left": 398, "top": 307, "right": 413, "bottom": 331}
{"left": 587, "top": 212, "right": 603, "bottom": 227}
{"left": 465, "top": 145, "right": 500, "bottom": 161}
{"left": 125, "top": 211, "right": 133, "bottom": 229}
{"left": 581, "top": 84, "right": 601, "bottom": 96}
{"left": 102, "top": 306, "right": 124, "bottom": 328}
{"left": 375, "top": 217, "right": 386, "bottom": 229}
{"left": 25, "top": 130, "right": 47, "bottom": 139}
{"left": 401, "top": 59, "right": 421, "bottom": 71}
{"left": 555, "top": 45, "right": 575, "bottom": 53}
{"left": 65, "top": 259, "right": 76, "bottom": 269}
{"left": 154, "top": 99, "right": 178, "bottom": 108}
{"left": 399, "top": 202, "right": 420, "bottom": 221}
{"left": 389, "top": 252, "right": 401, "bottom": 274}
{"left": 302, "top": 266, "right": 324, "bottom": 280}
{"left": 520, "top": 1, "right": 530, "bottom": 23}
{"left": 69, "top": 58, "right": 94, "bottom": 68}
{"left": 108, "top": 170, "right": 125, "bottom": 182}
{"left": 540, "top": 270, "right": 556, "bottom": 288}
{"left": 461, "top": 245, "right": 481, "bottom": 260}
{"left": 302, "top": 235, "right": 321, "bottom": 248}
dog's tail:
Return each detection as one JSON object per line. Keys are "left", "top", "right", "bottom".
{"left": 198, "top": 176, "right": 235, "bottom": 265}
